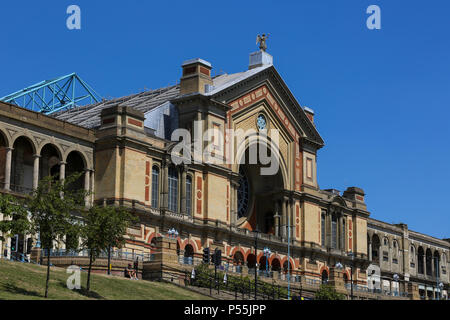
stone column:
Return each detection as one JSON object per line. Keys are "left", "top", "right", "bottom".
{"left": 84, "top": 169, "right": 91, "bottom": 207}
{"left": 90, "top": 170, "right": 95, "bottom": 204}
{"left": 368, "top": 240, "right": 372, "bottom": 261}
{"left": 4, "top": 147, "right": 12, "bottom": 190}
{"left": 59, "top": 161, "right": 66, "bottom": 182}
{"left": 33, "top": 154, "right": 40, "bottom": 190}
{"left": 180, "top": 167, "right": 186, "bottom": 214}
{"left": 273, "top": 200, "right": 280, "bottom": 237}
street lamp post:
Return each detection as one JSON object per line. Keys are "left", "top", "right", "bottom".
{"left": 167, "top": 228, "right": 179, "bottom": 239}
{"left": 253, "top": 225, "right": 259, "bottom": 300}
{"left": 287, "top": 212, "right": 291, "bottom": 300}
{"left": 393, "top": 273, "right": 399, "bottom": 296}
{"left": 438, "top": 282, "right": 444, "bottom": 300}
{"left": 435, "top": 256, "right": 440, "bottom": 300}
{"left": 263, "top": 247, "right": 271, "bottom": 277}
{"left": 348, "top": 251, "right": 354, "bottom": 300}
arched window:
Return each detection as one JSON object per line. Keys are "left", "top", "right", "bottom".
{"left": 237, "top": 168, "right": 249, "bottom": 218}
{"left": 426, "top": 249, "right": 432, "bottom": 276}
{"left": 331, "top": 214, "right": 337, "bottom": 249}
{"left": 168, "top": 166, "right": 178, "bottom": 212}
{"left": 392, "top": 240, "right": 399, "bottom": 264}
{"left": 321, "top": 212, "right": 326, "bottom": 247}
{"left": 11, "top": 137, "right": 34, "bottom": 193}
{"left": 418, "top": 247, "right": 425, "bottom": 274}
{"left": 186, "top": 175, "right": 192, "bottom": 215}
{"left": 410, "top": 245, "right": 416, "bottom": 268}
{"left": 433, "top": 251, "right": 440, "bottom": 278}
{"left": 151, "top": 166, "right": 159, "bottom": 208}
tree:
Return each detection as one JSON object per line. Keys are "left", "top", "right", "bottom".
{"left": 27, "top": 173, "right": 86, "bottom": 298}
{"left": 80, "top": 205, "right": 135, "bottom": 292}
{"left": 314, "top": 284, "right": 346, "bottom": 300}
{"left": 0, "top": 193, "right": 30, "bottom": 258}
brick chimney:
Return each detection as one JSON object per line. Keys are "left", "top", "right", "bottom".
{"left": 179, "top": 58, "right": 213, "bottom": 95}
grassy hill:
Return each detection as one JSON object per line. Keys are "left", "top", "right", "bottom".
{"left": 0, "top": 259, "right": 211, "bottom": 300}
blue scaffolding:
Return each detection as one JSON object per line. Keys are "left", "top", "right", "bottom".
{"left": 0, "top": 73, "right": 102, "bottom": 115}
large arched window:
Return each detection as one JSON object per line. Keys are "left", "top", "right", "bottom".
{"left": 426, "top": 248, "right": 432, "bottom": 276}
{"left": 418, "top": 247, "right": 425, "bottom": 274}
{"left": 186, "top": 175, "right": 192, "bottom": 215}
{"left": 11, "top": 137, "right": 34, "bottom": 193}
{"left": 237, "top": 168, "right": 249, "bottom": 218}
{"left": 168, "top": 166, "right": 178, "bottom": 212}
{"left": 151, "top": 166, "right": 159, "bottom": 208}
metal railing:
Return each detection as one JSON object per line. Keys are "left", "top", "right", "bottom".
{"left": 345, "top": 283, "right": 409, "bottom": 297}
{"left": 41, "top": 248, "right": 155, "bottom": 262}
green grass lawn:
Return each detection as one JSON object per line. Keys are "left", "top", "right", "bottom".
{"left": 0, "top": 259, "right": 212, "bottom": 300}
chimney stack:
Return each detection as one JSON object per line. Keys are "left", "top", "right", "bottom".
{"left": 179, "top": 58, "right": 213, "bottom": 95}
{"left": 304, "top": 106, "right": 315, "bottom": 123}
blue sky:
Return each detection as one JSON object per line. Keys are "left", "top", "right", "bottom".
{"left": 1, "top": 1, "right": 449, "bottom": 239}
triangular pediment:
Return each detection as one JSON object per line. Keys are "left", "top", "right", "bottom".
{"left": 211, "top": 65, "right": 324, "bottom": 149}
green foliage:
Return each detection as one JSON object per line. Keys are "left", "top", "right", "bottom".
{"left": 27, "top": 173, "right": 87, "bottom": 250}
{"left": 0, "top": 193, "right": 30, "bottom": 241}
{"left": 192, "top": 264, "right": 288, "bottom": 298}
{"left": 80, "top": 204, "right": 136, "bottom": 291}
{"left": 26, "top": 172, "right": 88, "bottom": 298}
{"left": 314, "top": 284, "right": 346, "bottom": 300}
{"left": 80, "top": 205, "right": 136, "bottom": 261}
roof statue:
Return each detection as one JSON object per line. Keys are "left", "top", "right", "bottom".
{"left": 256, "top": 34, "right": 270, "bottom": 52}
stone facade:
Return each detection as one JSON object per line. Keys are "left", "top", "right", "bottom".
{"left": 0, "top": 50, "right": 448, "bottom": 300}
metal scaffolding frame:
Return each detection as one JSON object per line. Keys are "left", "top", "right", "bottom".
{"left": 0, "top": 73, "right": 102, "bottom": 115}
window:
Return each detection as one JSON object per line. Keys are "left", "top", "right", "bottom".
{"left": 331, "top": 214, "right": 337, "bottom": 249}
{"left": 341, "top": 218, "right": 346, "bottom": 250}
{"left": 186, "top": 175, "right": 192, "bottom": 215}
{"left": 384, "top": 238, "right": 388, "bottom": 246}
{"left": 168, "top": 167, "right": 178, "bottom": 212}
{"left": 151, "top": 166, "right": 159, "bottom": 208}
{"left": 383, "top": 251, "right": 389, "bottom": 262}
{"left": 321, "top": 212, "right": 326, "bottom": 247}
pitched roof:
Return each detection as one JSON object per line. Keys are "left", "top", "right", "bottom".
{"left": 52, "top": 84, "right": 180, "bottom": 128}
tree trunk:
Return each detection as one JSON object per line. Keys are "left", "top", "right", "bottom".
{"left": 44, "top": 248, "right": 51, "bottom": 298}
{"left": 87, "top": 250, "right": 93, "bottom": 292}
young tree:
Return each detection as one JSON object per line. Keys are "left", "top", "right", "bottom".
{"left": 314, "top": 284, "right": 346, "bottom": 300}
{"left": 27, "top": 173, "right": 86, "bottom": 298}
{"left": 81, "top": 205, "right": 135, "bottom": 292}
{"left": 0, "top": 193, "right": 30, "bottom": 258}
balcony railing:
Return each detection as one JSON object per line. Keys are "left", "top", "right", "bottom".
{"left": 0, "top": 183, "right": 34, "bottom": 195}
{"left": 41, "top": 248, "right": 155, "bottom": 262}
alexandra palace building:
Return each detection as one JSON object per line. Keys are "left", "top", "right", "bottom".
{"left": 0, "top": 48, "right": 448, "bottom": 300}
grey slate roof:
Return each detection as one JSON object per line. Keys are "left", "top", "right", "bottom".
{"left": 51, "top": 65, "right": 270, "bottom": 129}
{"left": 53, "top": 84, "right": 181, "bottom": 128}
